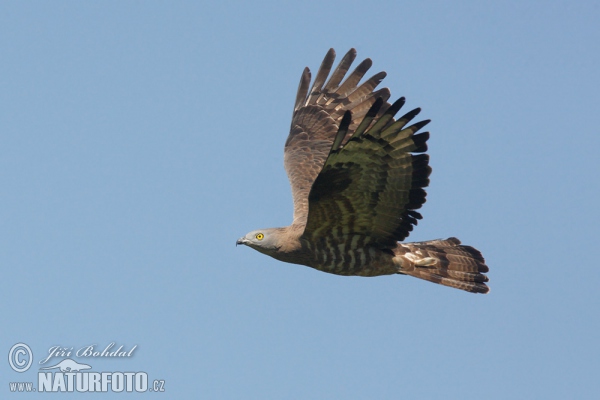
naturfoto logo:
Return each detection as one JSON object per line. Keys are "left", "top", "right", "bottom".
{"left": 8, "top": 342, "right": 165, "bottom": 394}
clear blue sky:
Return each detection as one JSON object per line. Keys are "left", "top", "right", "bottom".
{"left": 1, "top": 1, "right": 599, "bottom": 398}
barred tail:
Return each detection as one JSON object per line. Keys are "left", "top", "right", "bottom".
{"left": 394, "top": 237, "right": 489, "bottom": 294}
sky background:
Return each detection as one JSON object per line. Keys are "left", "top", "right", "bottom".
{"left": 1, "top": 1, "right": 599, "bottom": 398}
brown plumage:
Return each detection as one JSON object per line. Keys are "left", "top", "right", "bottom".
{"left": 237, "top": 48, "right": 489, "bottom": 294}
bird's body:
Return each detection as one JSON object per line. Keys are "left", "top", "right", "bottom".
{"left": 250, "top": 225, "right": 398, "bottom": 276}
{"left": 237, "top": 49, "right": 490, "bottom": 293}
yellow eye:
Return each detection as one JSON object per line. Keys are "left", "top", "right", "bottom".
{"left": 255, "top": 233, "right": 264, "bottom": 240}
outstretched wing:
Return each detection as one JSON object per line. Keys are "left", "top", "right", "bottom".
{"left": 284, "top": 48, "right": 391, "bottom": 226}
{"left": 302, "top": 97, "right": 431, "bottom": 249}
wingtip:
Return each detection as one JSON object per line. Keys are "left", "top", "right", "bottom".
{"left": 330, "top": 110, "right": 353, "bottom": 152}
{"left": 339, "top": 110, "right": 353, "bottom": 133}
{"left": 387, "top": 97, "right": 406, "bottom": 116}
{"left": 366, "top": 97, "right": 384, "bottom": 118}
{"left": 342, "top": 110, "right": 352, "bottom": 123}
{"left": 325, "top": 48, "right": 336, "bottom": 60}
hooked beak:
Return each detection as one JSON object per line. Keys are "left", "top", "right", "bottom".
{"left": 236, "top": 237, "right": 246, "bottom": 247}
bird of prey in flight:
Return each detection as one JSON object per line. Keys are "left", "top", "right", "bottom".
{"left": 237, "top": 49, "right": 489, "bottom": 293}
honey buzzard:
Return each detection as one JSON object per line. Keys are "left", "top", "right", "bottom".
{"left": 237, "top": 49, "right": 489, "bottom": 294}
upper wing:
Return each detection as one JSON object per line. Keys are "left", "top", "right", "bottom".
{"left": 301, "top": 98, "right": 431, "bottom": 249}
{"left": 284, "top": 48, "right": 391, "bottom": 226}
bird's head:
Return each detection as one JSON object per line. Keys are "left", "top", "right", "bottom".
{"left": 236, "top": 228, "right": 283, "bottom": 256}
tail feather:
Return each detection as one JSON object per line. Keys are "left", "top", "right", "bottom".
{"left": 394, "top": 237, "right": 490, "bottom": 294}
